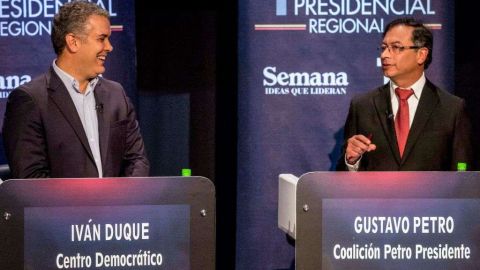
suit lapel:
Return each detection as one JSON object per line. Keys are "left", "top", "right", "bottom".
{"left": 401, "top": 80, "right": 439, "bottom": 164}
{"left": 373, "top": 84, "right": 401, "bottom": 165}
{"left": 46, "top": 68, "right": 95, "bottom": 161}
{"left": 94, "top": 80, "right": 110, "bottom": 169}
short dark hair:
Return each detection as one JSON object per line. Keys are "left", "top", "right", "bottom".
{"left": 383, "top": 17, "right": 433, "bottom": 69}
{"left": 51, "top": 1, "right": 109, "bottom": 55}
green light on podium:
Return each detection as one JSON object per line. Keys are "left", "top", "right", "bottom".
{"left": 182, "top": 168, "right": 191, "bottom": 176}
{"left": 457, "top": 162, "right": 467, "bottom": 171}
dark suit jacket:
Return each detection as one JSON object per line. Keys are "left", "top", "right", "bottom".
{"left": 336, "top": 80, "right": 473, "bottom": 171}
{"left": 2, "top": 68, "right": 150, "bottom": 178}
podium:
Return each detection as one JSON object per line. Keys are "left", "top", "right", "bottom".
{"left": 279, "top": 172, "right": 480, "bottom": 269}
{"left": 0, "top": 177, "right": 215, "bottom": 269}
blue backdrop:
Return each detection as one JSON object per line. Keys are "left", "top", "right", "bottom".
{"left": 237, "top": 0, "right": 455, "bottom": 268}
{"left": 0, "top": 0, "right": 136, "bottom": 164}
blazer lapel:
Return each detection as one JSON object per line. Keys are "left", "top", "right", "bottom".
{"left": 373, "top": 84, "right": 401, "bottom": 165}
{"left": 46, "top": 68, "right": 95, "bottom": 161}
{"left": 401, "top": 80, "right": 439, "bottom": 164}
{"left": 94, "top": 80, "right": 110, "bottom": 169}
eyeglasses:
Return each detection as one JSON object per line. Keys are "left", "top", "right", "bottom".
{"left": 378, "top": 44, "right": 421, "bottom": 54}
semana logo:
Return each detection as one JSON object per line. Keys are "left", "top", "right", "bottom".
{"left": 0, "top": 0, "right": 121, "bottom": 37}
{"left": 0, "top": 74, "right": 32, "bottom": 98}
{"left": 254, "top": 0, "right": 441, "bottom": 34}
{"left": 263, "top": 66, "right": 348, "bottom": 96}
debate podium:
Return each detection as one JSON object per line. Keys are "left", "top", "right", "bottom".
{"left": 0, "top": 177, "right": 215, "bottom": 269}
{"left": 279, "top": 172, "right": 480, "bottom": 269}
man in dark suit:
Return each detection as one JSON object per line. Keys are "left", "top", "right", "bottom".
{"left": 337, "top": 18, "right": 473, "bottom": 171}
{"left": 2, "top": 1, "right": 149, "bottom": 178}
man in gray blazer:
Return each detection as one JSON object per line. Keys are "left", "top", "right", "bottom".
{"left": 337, "top": 18, "right": 473, "bottom": 171}
{"left": 2, "top": 1, "right": 149, "bottom": 178}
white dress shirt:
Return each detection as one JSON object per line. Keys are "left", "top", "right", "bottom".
{"left": 52, "top": 60, "right": 103, "bottom": 177}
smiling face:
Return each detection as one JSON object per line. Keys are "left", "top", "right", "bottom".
{"left": 75, "top": 15, "right": 113, "bottom": 81}
{"left": 380, "top": 24, "right": 428, "bottom": 87}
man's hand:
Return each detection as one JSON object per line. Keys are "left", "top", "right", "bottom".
{"left": 346, "top": 134, "right": 377, "bottom": 165}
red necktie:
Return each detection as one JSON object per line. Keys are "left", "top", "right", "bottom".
{"left": 394, "top": 88, "right": 414, "bottom": 158}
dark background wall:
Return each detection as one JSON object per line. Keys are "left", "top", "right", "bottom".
{"left": 136, "top": 2, "right": 477, "bottom": 269}
{"left": 455, "top": 2, "right": 480, "bottom": 170}
{"left": 135, "top": 2, "right": 237, "bottom": 269}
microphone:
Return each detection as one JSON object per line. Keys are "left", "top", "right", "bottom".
{"left": 385, "top": 110, "right": 393, "bottom": 120}
{"left": 95, "top": 103, "right": 104, "bottom": 113}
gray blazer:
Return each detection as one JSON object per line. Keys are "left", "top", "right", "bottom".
{"left": 2, "top": 67, "right": 149, "bottom": 178}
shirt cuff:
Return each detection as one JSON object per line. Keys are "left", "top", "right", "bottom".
{"left": 345, "top": 155, "right": 361, "bottom": 171}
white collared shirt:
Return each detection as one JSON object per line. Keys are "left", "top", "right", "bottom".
{"left": 389, "top": 73, "right": 426, "bottom": 127}
{"left": 52, "top": 60, "right": 103, "bottom": 177}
